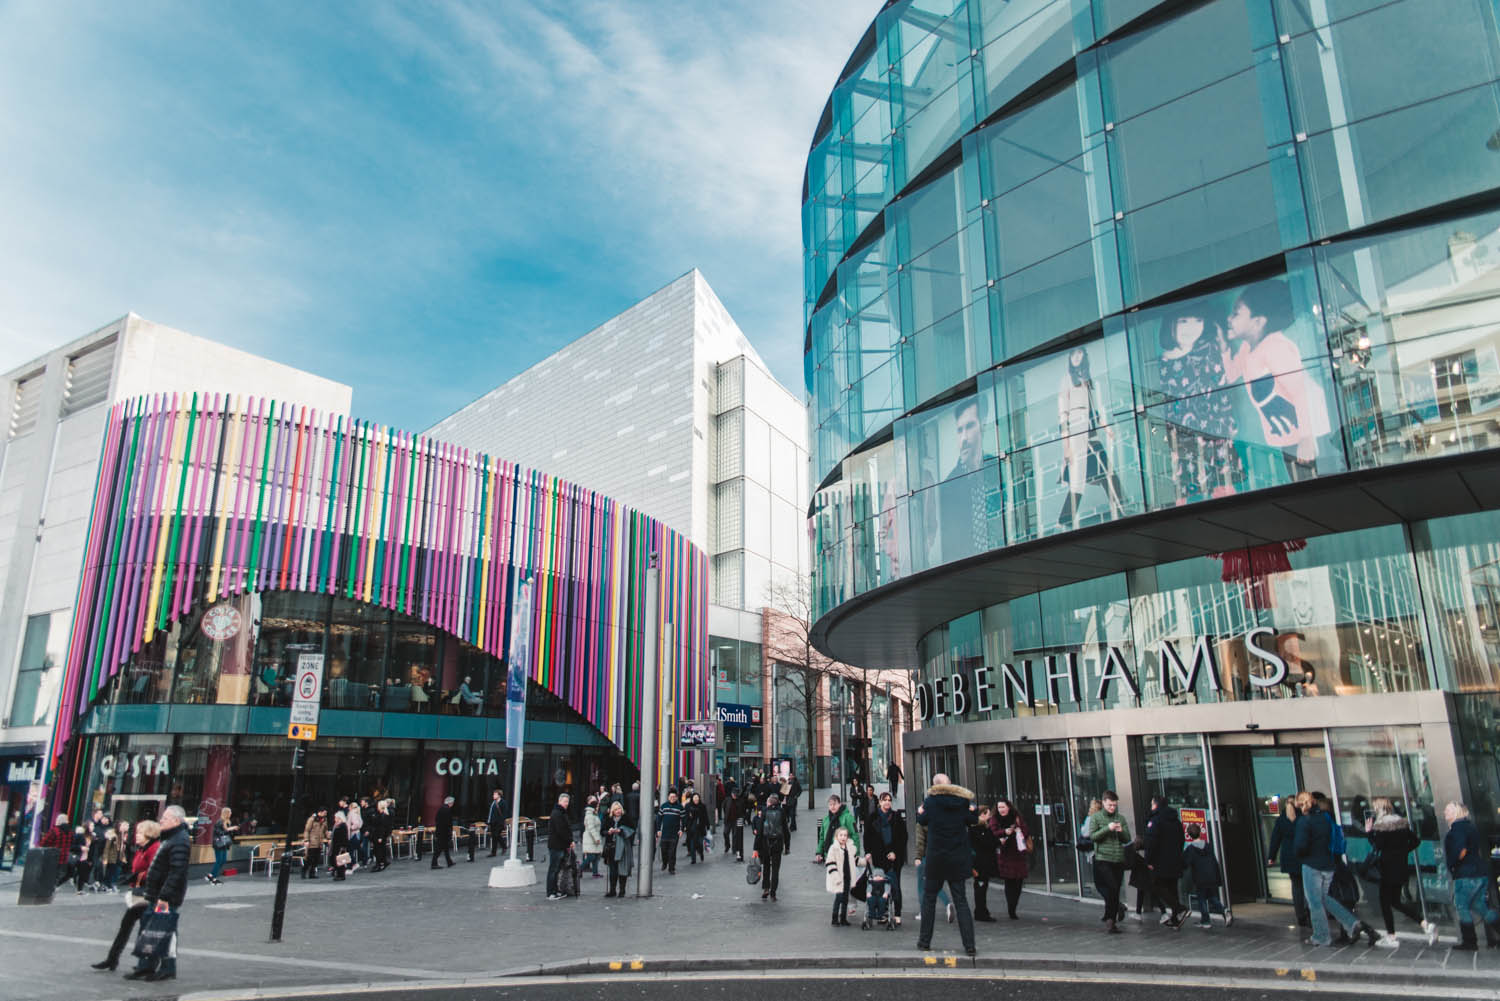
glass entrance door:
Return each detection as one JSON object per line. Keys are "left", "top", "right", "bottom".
{"left": 1038, "top": 744, "right": 1079, "bottom": 895}
{"left": 1248, "top": 749, "right": 1299, "bottom": 902}
{"left": 1010, "top": 746, "right": 1048, "bottom": 887}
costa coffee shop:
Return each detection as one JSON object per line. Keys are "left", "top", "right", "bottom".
{"left": 45, "top": 398, "right": 711, "bottom": 844}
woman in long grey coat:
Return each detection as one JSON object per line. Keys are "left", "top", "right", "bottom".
{"left": 603, "top": 801, "right": 635, "bottom": 898}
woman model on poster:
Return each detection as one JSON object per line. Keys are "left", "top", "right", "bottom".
{"left": 1057, "top": 348, "right": 1125, "bottom": 530}
{"left": 1158, "top": 301, "right": 1242, "bottom": 504}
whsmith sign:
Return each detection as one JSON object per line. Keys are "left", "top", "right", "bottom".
{"left": 914, "top": 627, "right": 1294, "bottom": 722}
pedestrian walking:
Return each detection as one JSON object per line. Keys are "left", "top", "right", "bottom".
{"left": 725, "top": 790, "right": 746, "bottom": 861}
{"left": 603, "top": 802, "right": 634, "bottom": 898}
{"left": 814, "top": 795, "right": 861, "bottom": 861}
{"left": 431, "top": 796, "right": 456, "bottom": 868}
{"left": 1125, "top": 836, "right": 1156, "bottom": 923}
{"left": 582, "top": 798, "right": 603, "bottom": 877}
{"left": 1144, "top": 795, "right": 1188, "bottom": 928}
{"left": 914, "top": 774, "right": 977, "bottom": 955}
{"left": 369, "top": 800, "right": 391, "bottom": 871}
{"left": 123, "top": 805, "right": 190, "bottom": 983}
{"left": 787, "top": 773, "right": 802, "bottom": 833}
{"left": 886, "top": 760, "right": 902, "bottom": 801}
{"left": 826, "top": 827, "right": 859, "bottom": 927}
{"left": 330, "top": 812, "right": 351, "bottom": 881}
{"left": 545, "top": 793, "right": 575, "bottom": 900}
{"left": 971, "top": 804, "right": 1000, "bottom": 921}
{"left": 487, "top": 788, "right": 509, "bottom": 856}
{"left": 301, "top": 809, "right": 328, "bottom": 879}
{"left": 101, "top": 824, "right": 123, "bottom": 891}
{"left": 1183, "top": 824, "right": 1230, "bottom": 928}
{"left": 39, "top": 813, "right": 73, "bottom": 888}
{"left": 1267, "top": 796, "right": 1308, "bottom": 927}
{"left": 1294, "top": 790, "right": 1377, "bottom": 947}
{"left": 1363, "top": 797, "right": 1434, "bottom": 946}
{"left": 753, "top": 793, "right": 790, "bottom": 901}
{"left": 1443, "top": 801, "right": 1500, "bottom": 950}
{"left": 92, "top": 820, "right": 160, "bottom": 971}
{"left": 684, "top": 793, "right": 709, "bottom": 865}
{"left": 207, "top": 808, "right": 238, "bottom": 885}
{"left": 1085, "top": 790, "right": 1130, "bottom": 934}
{"left": 656, "top": 790, "right": 683, "bottom": 874}
{"left": 992, "top": 798, "right": 1029, "bottom": 920}
{"left": 864, "top": 791, "right": 908, "bottom": 927}
{"left": 346, "top": 802, "right": 364, "bottom": 868}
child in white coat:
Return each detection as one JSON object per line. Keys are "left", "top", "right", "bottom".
{"left": 826, "top": 827, "right": 858, "bottom": 927}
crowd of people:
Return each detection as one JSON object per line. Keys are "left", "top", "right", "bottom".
{"left": 44, "top": 761, "right": 1499, "bottom": 984}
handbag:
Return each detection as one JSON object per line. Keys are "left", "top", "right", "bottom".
{"left": 1075, "top": 836, "right": 1094, "bottom": 854}
{"left": 1330, "top": 858, "right": 1361, "bottom": 907}
{"left": 334, "top": 851, "right": 353, "bottom": 867}
{"left": 851, "top": 870, "right": 869, "bottom": 902}
{"left": 132, "top": 904, "right": 179, "bottom": 961}
{"left": 1354, "top": 848, "right": 1382, "bottom": 883}
{"left": 745, "top": 856, "right": 763, "bottom": 884}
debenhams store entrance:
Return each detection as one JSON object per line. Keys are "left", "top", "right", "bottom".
{"left": 903, "top": 517, "right": 1500, "bottom": 927}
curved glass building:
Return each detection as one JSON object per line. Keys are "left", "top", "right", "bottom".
{"left": 806, "top": 0, "right": 1500, "bottom": 914}
{"left": 45, "top": 394, "right": 708, "bottom": 838}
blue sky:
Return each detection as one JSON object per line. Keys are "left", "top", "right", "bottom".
{"left": 0, "top": 1, "right": 872, "bottom": 430}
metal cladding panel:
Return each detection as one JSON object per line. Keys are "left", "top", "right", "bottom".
{"left": 46, "top": 394, "right": 710, "bottom": 789}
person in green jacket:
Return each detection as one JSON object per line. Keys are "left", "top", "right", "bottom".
{"left": 815, "top": 795, "right": 861, "bottom": 860}
{"left": 1086, "top": 790, "right": 1132, "bottom": 934}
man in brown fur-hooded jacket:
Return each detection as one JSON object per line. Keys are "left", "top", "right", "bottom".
{"left": 915, "top": 774, "right": 977, "bottom": 956}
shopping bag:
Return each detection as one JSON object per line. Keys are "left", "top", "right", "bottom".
{"left": 850, "top": 870, "right": 869, "bottom": 902}
{"left": 745, "top": 855, "right": 763, "bottom": 884}
{"left": 1330, "top": 859, "right": 1361, "bottom": 907}
{"left": 132, "top": 905, "right": 178, "bottom": 961}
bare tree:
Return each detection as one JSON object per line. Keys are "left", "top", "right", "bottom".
{"left": 764, "top": 576, "right": 912, "bottom": 812}
{"left": 764, "top": 576, "right": 834, "bottom": 814}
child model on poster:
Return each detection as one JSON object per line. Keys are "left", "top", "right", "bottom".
{"left": 1057, "top": 348, "right": 1125, "bottom": 531}
{"left": 1158, "top": 300, "right": 1242, "bottom": 504}
{"left": 1223, "top": 279, "right": 1331, "bottom": 483}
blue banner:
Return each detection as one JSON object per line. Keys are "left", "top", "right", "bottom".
{"left": 506, "top": 578, "right": 533, "bottom": 750}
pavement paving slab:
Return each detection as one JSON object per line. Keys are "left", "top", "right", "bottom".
{"left": 1, "top": 800, "right": 1496, "bottom": 1001}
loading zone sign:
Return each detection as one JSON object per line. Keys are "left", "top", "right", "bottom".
{"left": 288, "top": 652, "right": 324, "bottom": 741}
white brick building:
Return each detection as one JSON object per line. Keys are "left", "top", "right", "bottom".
{"left": 0, "top": 314, "right": 350, "bottom": 859}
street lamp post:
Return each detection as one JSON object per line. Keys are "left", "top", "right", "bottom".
{"left": 637, "top": 556, "right": 659, "bottom": 897}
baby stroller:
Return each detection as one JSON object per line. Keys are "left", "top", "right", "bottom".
{"left": 860, "top": 863, "right": 895, "bottom": 930}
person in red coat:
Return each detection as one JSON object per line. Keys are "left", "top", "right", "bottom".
{"left": 990, "top": 798, "right": 1031, "bottom": 919}
{"left": 91, "top": 819, "right": 162, "bottom": 971}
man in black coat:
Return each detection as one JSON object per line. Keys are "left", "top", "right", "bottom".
{"left": 431, "top": 796, "right": 455, "bottom": 869}
{"left": 1143, "top": 795, "right": 1187, "bottom": 927}
{"left": 125, "top": 805, "right": 191, "bottom": 983}
{"left": 752, "top": 794, "right": 790, "bottom": 901}
{"left": 486, "top": 788, "right": 509, "bottom": 856}
{"left": 915, "top": 774, "right": 977, "bottom": 956}
{"left": 545, "top": 793, "right": 574, "bottom": 899}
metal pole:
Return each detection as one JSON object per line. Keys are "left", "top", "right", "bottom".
{"left": 506, "top": 748, "right": 524, "bottom": 863}
{"left": 269, "top": 744, "right": 305, "bottom": 942}
{"left": 637, "top": 557, "right": 659, "bottom": 897}
{"left": 836, "top": 676, "right": 847, "bottom": 804}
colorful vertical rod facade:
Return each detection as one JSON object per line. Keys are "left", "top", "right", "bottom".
{"left": 48, "top": 396, "right": 709, "bottom": 781}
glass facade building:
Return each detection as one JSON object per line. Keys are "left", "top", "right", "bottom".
{"left": 806, "top": 0, "right": 1500, "bottom": 915}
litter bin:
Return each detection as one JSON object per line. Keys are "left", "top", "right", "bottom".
{"left": 18, "top": 846, "right": 58, "bottom": 905}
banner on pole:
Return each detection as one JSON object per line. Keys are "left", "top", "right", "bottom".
{"left": 506, "top": 578, "right": 533, "bottom": 751}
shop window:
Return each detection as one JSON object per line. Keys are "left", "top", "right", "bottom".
{"left": 1413, "top": 509, "right": 1500, "bottom": 692}
{"left": 327, "top": 598, "right": 389, "bottom": 706}
{"left": 170, "top": 593, "right": 258, "bottom": 706}
{"left": 9, "top": 612, "right": 66, "bottom": 727}
{"left": 254, "top": 592, "right": 328, "bottom": 706}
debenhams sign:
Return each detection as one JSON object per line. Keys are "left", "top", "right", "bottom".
{"left": 915, "top": 627, "right": 1289, "bottom": 722}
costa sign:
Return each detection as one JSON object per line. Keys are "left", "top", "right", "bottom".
{"left": 99, "top": 753, "right": 171, "bottom": 778}
{"left": 915, "top": 627, "right": 1293, "bottom": 722}
{"left": 434, "top": 756, "right": 503, "bottom": 777}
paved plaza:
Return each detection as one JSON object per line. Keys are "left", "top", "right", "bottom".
{"left": 1, "top": 797, "right": 1497, "bottom": 1001}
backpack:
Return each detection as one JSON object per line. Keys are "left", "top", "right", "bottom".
{"left": 762, "top": 808, "right": 785, "bottom": 849}
{"left": 1327, "top": 812, "right": 1347, "bottom": 856}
